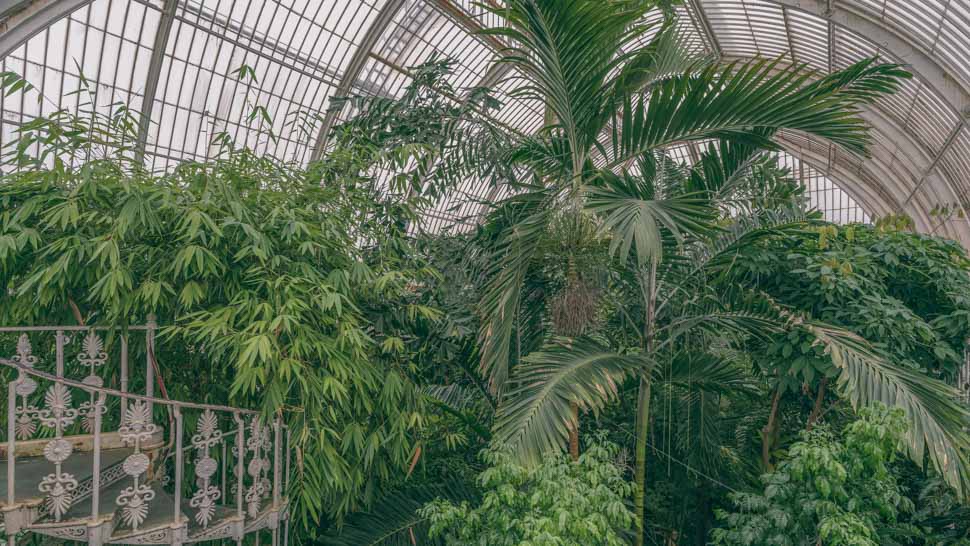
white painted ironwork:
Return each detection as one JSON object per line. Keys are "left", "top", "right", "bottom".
{"left": 244, "top": 417, "right": 272, "bottom": 518}
{"left": 10, "top": 334, "right": 38, "bottom": 440}
{"left": 189, "top": 409, "right": 223, "bottom": 528}
{"left": 37, "top": 381, "right": 80, "bottom": 521}
{"left": 77, "top": 331, "right": 109, "bottom": 433}
{"left": 116, "top": 401, "right": 157, "bottom": 531}
{"left": 1, "top": 321, "right": 292, "bottom": 545}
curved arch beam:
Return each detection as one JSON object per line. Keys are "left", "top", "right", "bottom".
{"left": 134, "top": 0, "right": 177, "bottom": 164}
{"left": 703, "top": 0, "right": 970, "bottom": 243}
{"left": 749, "top": 138, "right": 969, "bottom": 243}
{"left": 779, "top": 141, "right": 893, "bottom": 213}
{"left": 717, "top": 50, "right": 970, "bottom": 240}
{"left": 755, "top": 0, "right": 970, "bottom": 114}
{"left": 0, "top": 0, "right": 91, "bottom": 58}
{"left": 309, "top": 0, "right": 407, "bottom": 162}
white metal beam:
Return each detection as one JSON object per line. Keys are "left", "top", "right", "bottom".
{"left": 761, "top": 0, "right": 970, "bottom": 114}
{"left": 0, "top": 0, "right": 90, "bottom": 58}
{"left": 901, "top": 121, "right": 965, "bottom": 209}
{"left": 309, "top": 0, "right": 407, "bottom": 162}
{"left": 134, "top": 0, "right": 177, "bottom": 164}
{"left": 686, "top": 0, "right": 723, "bottom": 57}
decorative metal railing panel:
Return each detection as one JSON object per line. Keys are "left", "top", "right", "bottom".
{"left": 189, "top": 409, "right": 223, "bottom": 528}
{"left": 78, "top": 331, "right": 110, "bottom": 433}
{"left": 245, "top": 417, "right": 272, "bottom": 519}
{"left": 12, "top": 334, "right": 39, "bottom": 440}
{"left": 1, "top": 322, "right": 291, "bottom": 546}
{"left": 116, "top": 401, "right": 157, "bottom": 531}
{"left": 37, "top": 382, "right": 81, "bottom": 521}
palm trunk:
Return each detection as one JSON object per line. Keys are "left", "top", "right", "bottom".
{"left": 544, "top": 100, "right": 588, "bottom": 464}
{"left": 635, "top": 258, "right": 658, "bottom": 546}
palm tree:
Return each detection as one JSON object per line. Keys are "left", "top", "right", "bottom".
{"left": 473, "top": 1, "right": 969, "bottom": 544}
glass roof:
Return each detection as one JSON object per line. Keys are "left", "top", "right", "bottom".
{"left": 0, "top": 0, "right": 966, "bottom": 243}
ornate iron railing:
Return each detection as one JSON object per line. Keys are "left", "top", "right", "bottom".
{"left": 0, "top": 323, "right": 291, "bottom": 546}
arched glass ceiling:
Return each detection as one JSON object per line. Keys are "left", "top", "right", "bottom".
{"left": 0, "top": 0, "right": 963, "bottom": 243}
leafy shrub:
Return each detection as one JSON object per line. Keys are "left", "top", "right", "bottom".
{"left": 712, "top": 403, "right": 917, "bottom": 546}
{"left": 421, "top": 436, "right": 634, "bottom": 545}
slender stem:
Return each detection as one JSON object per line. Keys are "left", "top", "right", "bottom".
{"left": 634, "top": 377, "right": 652, "bottom": 546}
{"left": 235, "top": 413, "right": 245, "bottom": 521}
{"left": 273, "top": 417, "right": 282, "bottom": 508}
{"left": 121, "top": 335, "right": 129, "bottom": 419}
{"left": 762, "top": 388, "right": 782, "bottom": 470}
{"left": 92, "top": 394, "right": 105, "bottom": 522}
{"left": 806, "top": 377, "right": 828, "bottom": 431}
{"left": 146, "top": 315, "right": 156, "bottom": 421}
{"left": 7, "top": 382, "right": 16, "bottom": 507}
{"left": 55, "top": 330, "right": 65, "bottom": 378}
{"left": 174, "top": 408, "right": 184, "bottom": 525}
{"left": 635, "top": 258, "right": 658, "bottom": 546}
{"left": 67, "top": 296, "right": 85, "bottom": 325}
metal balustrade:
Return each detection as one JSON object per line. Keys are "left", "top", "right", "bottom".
{"left": 0, "top": 323, "right": 291, "bottom": 545}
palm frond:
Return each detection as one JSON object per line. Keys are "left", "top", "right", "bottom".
{"left": 507, "top": 133, "right": 573, "bottom": 181}
{"left": 609, "top": 57, "right": 911, "bottom": 168}
{"left": 806, "top": 321, "right": 970, "bottom": 498}
{"left": 610, "top": 20, "right": 715, "bottom": 99}
{"left": 659, "top": 305, "right": 786, "bottom": 350}
{"left": 586, "top": 168, "right": 716, "bottom": 267}
{"left": 690, "top": 204, "right": 818, "bottom": 277}
{"left": 655, "top": 353, "right": 760, "bottom": 478}
{"left": 659, "top": 351, "right": 757, "bottom": 397}
{"left": 318, "top": 482, "right": 477, "bottom": 545}
{"left": 423, "top": 384, "right": 487, "bottom": 412}
{"left": 478, "top": 187, "right": 555, "bottom": 394}
{"left": 493, "top": 336, "right": 650, "bottom": 463}
{"left": 686, "top": 132, "right": 773, "bottom": 197}
{"left": 480, "top": 0, "right": 663, "bottom": 166}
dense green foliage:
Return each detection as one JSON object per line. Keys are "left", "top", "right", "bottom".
{"left": 713, "top": 404, "right": 915, "bottom": 545}
{"left": 0, "top": 72, "right": 467, "bottom": 534}
{"left": 3, "top": 0, "right": 970, "bottom": 544}
{"left": 421, "top": 438, "right": 633, "bottom": 545}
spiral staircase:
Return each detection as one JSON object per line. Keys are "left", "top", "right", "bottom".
{"left": 0, "top": 320, "right": 291, "bottom": 545}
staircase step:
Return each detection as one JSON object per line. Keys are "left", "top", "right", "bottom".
{"left": 110, "top": 488, "right": 188, "bottom": 544}
{"left": 25, "top": 452, "right": 133, "bottom": 544}
{"left": 0, "top": 447, "right": 131, "bottom": 510}
{"left": 61, "top": 469, "right": 133, "bottom": 523}
{"left": 187, "top": 503, "right": 241, "bottom": 541}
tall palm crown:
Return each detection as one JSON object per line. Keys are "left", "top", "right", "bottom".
{"left": 478, "top": 0, "right": 908, "bottom": 394}
{"left": 471, "top": 0, "right": 970, "bottom": 538}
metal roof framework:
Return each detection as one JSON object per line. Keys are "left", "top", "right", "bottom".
{"left": 0, "top": 0, "right": 967, "bottom": 243}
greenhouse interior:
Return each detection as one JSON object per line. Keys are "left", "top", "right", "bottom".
{"left": 2, "top": 0, "right": 970, "bottom": 544}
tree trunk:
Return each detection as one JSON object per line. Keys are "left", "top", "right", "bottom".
{"left": 696, "top": 487, "right": 712, "bottom": 546}
{"left": 806, "top": 377, "right": 828, "bottom": 431}
{"left": 635, "top": 258, "right": 658, "bottom": 546}
{"left": 569, "top": 402, "right": 580, "bottom": 461}
{"left": 761, "top": 388, "right": 782, "bottom": 470}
